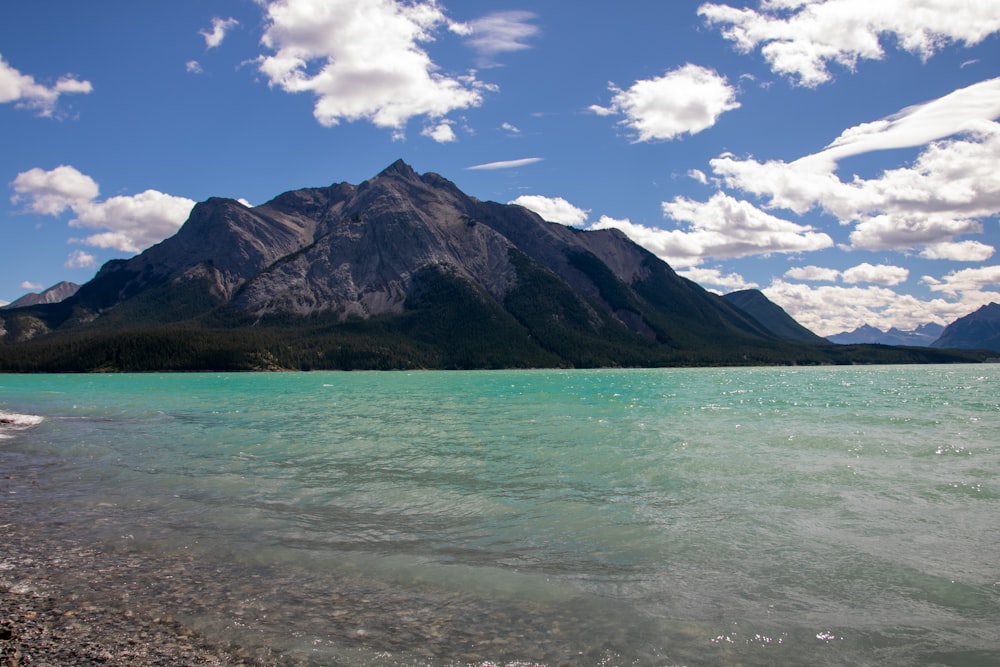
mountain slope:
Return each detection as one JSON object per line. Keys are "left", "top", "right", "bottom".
{"left": 931, "top": 303, "right": 1000, "bottom": 352}
{"left": 722, "top": 289, "right": 826, "bottom": 344}
{"left": 0, "top": 161, "right": 992, "bottom": 371}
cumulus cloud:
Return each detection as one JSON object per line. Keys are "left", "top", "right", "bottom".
{"left": 467, "top": 157, "right": 542, "bottom": 170}
{"left": 920, "top": 240, "right": 995, "bottom": 261}
{"left": 589, "top": 194, "right": 832, "bottom": 269}
{"left": 200, "top": 17, "right": 239, "bottom": 49}
{"left": 462, "top": 11, "right": 540, "bottom": 64}
{"left": 709, "top": 79, "right": 1000, "bottom": 257}
{"left": 10, "top": 166, "right": 194, "bottom": 254}
{"left": 679, "top": 267, "right": 759, "bottom": 292}
{"left": 922, "top": 265, "right": 1000, "bottom": 295}
{"left": 10, "top": 165, "right": 100, "bottom": 215}
{"left": 421, "top": 120, "right": 457, "bottom": 143}
{"left": 70, "top": 191, "right": 197, "bottom": 253}
{"left": 257, "top": 0, "right": 491, "bottom": 132}
{"left": 784, "top": 265, "right": 841, "bottom": 283}
{"left": 699, "top": 0, "right": 1000, "bottom": 86}
{"left": 841, "top": 262, "right": 909, "bottom": 285}
{"left": 65, "top": 249, "right": 96, "bottom": 269}
{"left": 590, "top": 64, "right": 740, "bottom": 142}
{"left": 0, "top": 54, "right": 92, "bottom": 117}
{"left": 782, "top": 263, "right": 909, "bottom": 285}
{"left": 509, "top": 195, "right": 589, "bottom": 226}
{"left": 762, "top": 279, "right": 998, "bottom": 336}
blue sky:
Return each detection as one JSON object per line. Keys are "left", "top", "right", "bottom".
{"left": 2, "top": 0, "right": 999, "bottom": 335}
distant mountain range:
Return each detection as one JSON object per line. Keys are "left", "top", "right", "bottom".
{"left": 0, "top": 281, "right": 79, "bottom": 310}
{"left": 0, "top": 161, "right": 991, "bottom": 371}
{"left": 826, "top": 322, "right": 945, "bottom": 346}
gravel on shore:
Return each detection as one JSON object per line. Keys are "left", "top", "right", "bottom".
{"left": 0, "top": 522, "right": 290, "bottom": 667}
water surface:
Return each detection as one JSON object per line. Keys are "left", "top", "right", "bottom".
{"left": 1, "top": 366, "right": 998, "bottom": 665}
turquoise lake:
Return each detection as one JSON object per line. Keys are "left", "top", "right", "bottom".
{"left": 1, "top": 366, "right": 998, "bottom": 665}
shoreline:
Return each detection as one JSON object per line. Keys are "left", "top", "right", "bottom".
{"left": 0, "top": 522, "right": 290, "bottom": 667}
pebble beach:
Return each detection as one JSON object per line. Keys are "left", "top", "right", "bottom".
{"left": 0, "top": 521, "right": 288, "bottom": 667}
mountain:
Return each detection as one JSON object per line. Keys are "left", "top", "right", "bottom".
{"left": 931, "top": 303, "right": 1000, "bottom": 352}
{"left": 1, "top": 281, "right": 79, "bottom": 310}
{"left": 0, "top": 161, "right": 990, "bottom": 371}
{"left": 827, "top": 322, "right": 944, "bottom": 346}
{"left": 722, "top": 289, "right": 825, "bottom": 344}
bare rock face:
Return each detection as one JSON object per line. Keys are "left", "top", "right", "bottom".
{"left": 1, "top": 282, "right": 80, "bottom": 310}
{"left": 233, "top": 161, "right": 518, "bottom": 317}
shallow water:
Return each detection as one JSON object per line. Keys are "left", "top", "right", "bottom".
{"left": 1, "top": 366, "right": 998, "bottom": 665}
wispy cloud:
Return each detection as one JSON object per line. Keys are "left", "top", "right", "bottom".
{"left": 462, "top": 11, "right": 540, "bottom": 65}
{"left": 200, "top": 17, "right": 239, "bottom": 49}
{"left": 0, "top": 54, "right": 92, "bottom": 118}
{"left": 467, "top": 157, "right": 543, "bottom": 170}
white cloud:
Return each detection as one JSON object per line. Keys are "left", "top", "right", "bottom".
{"left": 782, "top": 263, "right": 909, "bottom": 285}
{"left": 501, "top": 121, "right": 521, "bottom": 134}
{"left": 699, "top": 0, "right": 1000, "bottom": 86}
{"left": 709, "top": 78, "right": 1000, "bottom": 257}
{"left": 509, "top": 195, "right": 589, "bottom": 226}
{"left": 922, "top": 265, "right": 1000, "bottom": 295}
{"left": 186, "top": 60, "right": 204, "bottom": 75}
{"left": 762, "top": 279, "right": 997, "bottom": 336}
{"left": 799, "top": 77, "right": 1000, "bottom": 171}
{"left": 0, "top": 54, "right": 92, "bottom": 117}
{"left": 200, "top": 17, "right": 239, "bottom": 49}
{"left": 467, "top": 157, "right": 543, "bottom": 170}
{"left": 679, "top": 267, "right": 759, "bottom": 292}
{"left": 688, "top": 169, "right": 709, "bottom": 185}
{"left": 661, "top": 192, "right": 832, "bottom": 261}
{"left": 70, "top": 191, "right": 196, "bottom": 253}
{"left": 463, "top": 11, "right": 540, "bottom": 64}
{"left": 257, "top": 0, "right": 491, "bottom": 131}
{"left": 65, "top": 249, "right": 96, "bottom": 269}
{"left": 920, "top": 240, "right": 995, "bottom": 261}
{"left": 19, "top": 281, "right": 43, "bottom": 291}
{"left": 10, "top": 165, "right": 100, "bottom": 215}
{"left": 589, "top": 194, "right": 832, "bottom": 269}
{"left": 421, "top": 120, "right": 457, "bottom": 143}
{"left": 10, "top": 166, "right": 194, "bottom": 254}
{"left": 590, "top": 64, "right": 740, "bottom": 142}
{"left": 841, "top": 262, "right": 909, "bottom": 285}
{"left": 784, "top": 265, "right": 841, "bottom": 282}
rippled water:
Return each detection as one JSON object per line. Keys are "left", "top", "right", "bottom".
{"left": 1, "top": 366, "right": 998, "bottom": 665}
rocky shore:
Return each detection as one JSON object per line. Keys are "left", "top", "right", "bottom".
{"left": 0, "top": 523, "right": 288, "bottom": 667}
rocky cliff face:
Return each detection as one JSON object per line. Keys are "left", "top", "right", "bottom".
{"left": 232, "top": 160, "right": 519, "bottom": 318}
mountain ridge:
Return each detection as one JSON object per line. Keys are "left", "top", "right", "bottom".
{"left": 827, "top": 322, "right": 945, "bottom": 346}
{"left": 0, "top": 161, "right": 991, "bottom": 371}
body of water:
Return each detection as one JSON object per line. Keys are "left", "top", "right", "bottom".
{"left": 1, "top": 366, "right": 998, "bottom": 665}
